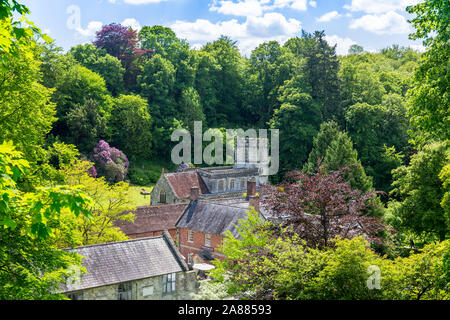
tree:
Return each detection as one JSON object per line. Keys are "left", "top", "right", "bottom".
{"left": 269, "top": 75, "right": 322, "bottom": 179}
{"left": 390, "top": 141, "right": 449, "bottom": 242}
{"left": 91, "top": 140, "right": 129, "bottom": 183}
{"left": 345, "top": 100, "right": 409, "bottom": 192}
{"left": 0, "top": 1, "right": 50, "bottom": 64}
{"left": 69, "top": 44, "right": 125, "bottom": 96}
{"left": 192, "top": 50, "right": 221, "bottom": 127}
{"left": 243, "top": 41, "right": 297, "bottom": 125}
{"left": 339, "top": 57, "right": 386, "bottom": 108}
{"left": 58, "top": 160, "right": 136, "bottom": 246}
{"left": 348, "top": 44, "right": 364, "bottom": 55}
{"left": 406, "top": 0, "right": 449, "bottom": 143}
{"left": 261, "top": 164, "right": 384, "bottom": 248}
{"left": 51, "top": 64, "right": 109, "bottom": 141}
{"left": 285, "top": 31, "right": 342, "bottom": 123}
{"left": 0, "top": 37, "right": 56, "bottom": 164}
{"left": 202, "top": 36, "right": 245, "bottom": 125}
{"left": 93, "top": 23, "right": 138, "bottom": 61}
{"left": 93, "top": 23, "right": 153, "bottom": 90}
{"left": 303, "top": 121, "right": 373, "bottom": 192}
{"left": 303, "top": 121, "right": 341, "bottom": 173}
{"left": 66, "top": 99, "right": 107, "bottom": 154}
{"left": 323, "top": 132, "right": 374, "bottom": 192}
{"left": 0, "top": 141, "right": 92, "bottom": 299}
{"left": 179, "top": 87, "right": 205, "bottom": 132}
{"left": 109, "top": 94, "right": 153, "bottom": 159}
{"left": 138, "top": 54, "right": 176, "bottom": 121}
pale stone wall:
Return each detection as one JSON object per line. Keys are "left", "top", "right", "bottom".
{"left": 65, "top": 271, "right": 198, "bottom": 300}
{"left": 151, "top": 176, "right": 179, "bottom": 205}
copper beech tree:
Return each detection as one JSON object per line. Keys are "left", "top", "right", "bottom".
{"left": 261, "top": 163, "right": 386, "bottom": 248}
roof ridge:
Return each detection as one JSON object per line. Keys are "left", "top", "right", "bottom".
{"left": 66, "top": 235, "right": 165, "bottom": 251}
{"left": 198, "top": 199, "right": 249, "bottom": 210}
{"left": 136, "top": 202, "right": 189, "bottom": 209}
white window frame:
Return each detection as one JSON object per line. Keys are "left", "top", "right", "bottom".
{"left": 163, "top": 273, "right": 176, "bottom": 294}
{"left": 188, "top": 230, "right": 194, "bottom": 243}
{"left": 117, "top": 282, "right": 132, "bottom": 300}
{"left": 205, "top": 233, "right": 211, "bottom": 247}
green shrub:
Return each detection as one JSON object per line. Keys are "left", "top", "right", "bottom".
{"left": 128, "top": 167, "right": 160, "bottom": 186}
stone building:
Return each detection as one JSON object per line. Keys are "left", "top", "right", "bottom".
{"left": 150, "top": 137, "right": 268, "bottom": 205}
{"left": 61, "top": 232, "right": 197, "bottom": 300}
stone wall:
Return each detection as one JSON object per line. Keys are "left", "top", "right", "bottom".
{"left": 151, "top": 175, "right": 179, "bottom": 205}
{"left": 65, "top": 270, "right": 198, "bottom": 300}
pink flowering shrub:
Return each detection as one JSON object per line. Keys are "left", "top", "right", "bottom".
{"left": 91, "top": 140, "right": 129, "bottom": 182}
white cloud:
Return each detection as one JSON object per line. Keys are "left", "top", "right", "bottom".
{"left": 210, "top": 0, "right": 308, "bottom": 17}
{"left": 350, "top": 11, "right": 410, "bottom": 34}
{"left": 408, "top": 44, "right": 426, "bottom": 52}
{"left": 122, "top": 18, "right": 142, "bottom": 31}
{"left": 76, "top": 21, "right": 103, "bottom": 37}
{"left": 123, "top": 0, "right": 168, "bottom": 4}
{"left": 316, "top": 11, "right": 342, "bottom": 22}
{"left": 210, "top": 0, "right": 266, "bottom": 17}
{"left": 273, "top": 0, "right": 307, "bottom": 11}
{"left": 324, "top": 35, "right": 356, "bottom": 55}
{"left": 309, "top": 1, "right": 317, "bottom": 8}
{"left": 343, "top": 0, "right": 421, "bottom": 14}
{"left": 170, "top": 13, "right": 301, "bottom": 56}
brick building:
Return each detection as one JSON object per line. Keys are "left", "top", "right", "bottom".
{"left": 114, "top": 203, "right": 189, "bottom": 240}
{"left": 175, "top": 181, "right": 261, "bottom": 265}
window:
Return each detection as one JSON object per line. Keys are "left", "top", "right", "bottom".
{"left": 229, "top": 179, "right": 235, "bottom": 190}
{"left": 142, "top": 285, "right": 154, "bottom": 297}
{"left": 205, "top": 233, "right": 211, "bottom": 247}
{"left": 159, "top": 190, "right": 166, "bottom": 204}
{"left": 163, "top": 273, "right": 176, "bottom": 294}
{"left": 188, "top": 230, "right": 194, "bottom": 243}
{"left": 218, "top": 179, "right": 225, "bottom": 192}
{"left": 241, "top": 178, "right": 247, "bottom": 190}
{"left": 117, "top": 282, "right": 132, "bottom": 300}
{"left": 67, "top": 292, "right": 84, "bottom": 300}
{"left": 188, "top": 253, "right": 193, "bottom": 265}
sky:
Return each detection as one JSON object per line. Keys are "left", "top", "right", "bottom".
{"left": 21, "top": 0, "right": 426, "bottom": 56}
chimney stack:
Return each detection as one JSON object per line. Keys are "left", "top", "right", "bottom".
{"left": 246, "top": 179, "right": 256, "bottom": 199}
{"left": 190, "top": 186, "right": 200, "bottom": 201}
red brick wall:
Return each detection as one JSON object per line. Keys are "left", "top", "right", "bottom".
{"left": 178, "top": 228, "right": 225, "bottom": 262}
{"left": 127, "top": 228, "right": 177, "bottom": 240}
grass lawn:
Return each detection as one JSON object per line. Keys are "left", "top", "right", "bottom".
{"left": 128, "top": 185, "right": 154, "bottom": 207}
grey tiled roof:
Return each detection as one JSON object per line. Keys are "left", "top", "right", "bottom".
{"left": 61, "top": 233, "right": 187, "bottom": 292}
{"left": 175, "top": 200, "right": 249, "bottom": 238}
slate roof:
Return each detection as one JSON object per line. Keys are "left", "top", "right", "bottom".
{"left": 164, "top": 171, "right": 209, "bottom": 199}
{"left": 115, "top": 203, "right": 188, "bottom": 236}
{"left": 61, "top": 233, "right": 187, "bottom": 293}
{"left": 175, "top": 200, "right": 249, "bottom": 238}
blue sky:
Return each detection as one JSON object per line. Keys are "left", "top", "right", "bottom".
{"left": 21, "top": 0, "right": 426, "bottom": 56}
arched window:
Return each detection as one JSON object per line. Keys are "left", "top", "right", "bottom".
{"left": 229, "top": 179, "right": 235, "bottom": 190}
{"left": 159, "top": 189, "right": 166, "bottom": 204}
{"left": 218, "top": 180, "right": 225, "bottom": 192}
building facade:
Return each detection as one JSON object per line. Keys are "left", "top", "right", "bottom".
{"left": 61, "top": 233, "right": 198, "bottom": 300}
